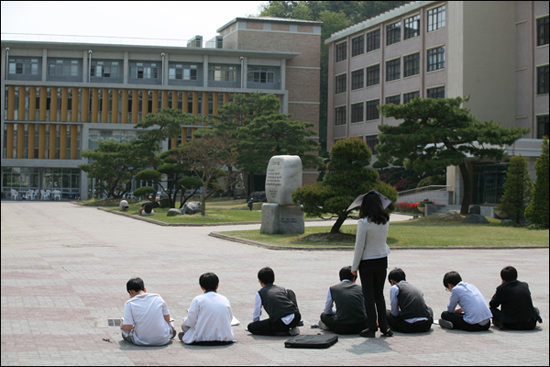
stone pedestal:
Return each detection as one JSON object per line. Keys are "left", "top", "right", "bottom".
{"left": 261, "top": 203, "right": 305, "bottom": 234}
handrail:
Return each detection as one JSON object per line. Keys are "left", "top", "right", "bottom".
{"left": 398, "top": 185, "right": 451, "bottom": 197}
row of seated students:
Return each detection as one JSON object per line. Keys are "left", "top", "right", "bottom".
{"left": 119, "top": 265, "right": 543, "bottom": 346}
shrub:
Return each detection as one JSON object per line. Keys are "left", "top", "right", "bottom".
{"left": 133, "top": 186, "right": 156, "bottom": 198}
{"left": 417, "top": 199, "right": 434, "bottom": 208}
{"left": 525, "top": 136, "right": 549, "bottom": 228}
{"left": 395, "top": 202, "right": 419, "bottom": 212}
{"left": 499, "top": 155, "right": 532, "bottom": 224}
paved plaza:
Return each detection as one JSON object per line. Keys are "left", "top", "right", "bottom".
{"left": 1, "top": 201, "right": 548, "bottom": 366}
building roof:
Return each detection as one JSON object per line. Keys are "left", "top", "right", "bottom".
{"left": 217, "top": 17, "right": 323, "bottom": 33}
{"left": 325, "top": 1, "right": 436, "bottom": 44}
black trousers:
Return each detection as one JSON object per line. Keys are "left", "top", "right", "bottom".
{"left": 386, "top": 309, "right": 433, "bottom": 333}
{"left": 359, "top": 259, "right": 388, "bottom": 332}
{"left": 491, "top": 307, "right": 539, "bottom": 330}
{"left": 247, "top": 312, "right": 301, "bottom": 335}
{"left": 320, "top": 313, "right": 367, "bottom": 335}
{"left": 441, "top": 311, "right": 490, "bottom": 331}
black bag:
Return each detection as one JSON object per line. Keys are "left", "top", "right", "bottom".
{"left": 284, "top": 334, "right": 338, "bottom": 349}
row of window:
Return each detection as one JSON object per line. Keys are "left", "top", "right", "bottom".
{"left": 2, "top": 167, "right": 81, "bottom": 197}
{"left": 336, "top": 47, "right": 444, "bottom": 93}
{"left": 335, "top": 87, "right": 445, "bottom": 125}
{"left": 337, "top": 5, "right": 445, "bottom": 62}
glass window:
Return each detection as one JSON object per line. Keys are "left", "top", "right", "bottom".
{"left": 91, "top": 61, "right": 120, "bottom": 78}
{"left": 427, "top": 5, "right": 446, "bottom": 32}
{"left": 537, "top": 16, "right": 548, "bottom": 46}
{"left": 351, "top": 102, "right": 364, "bottom": 123}
{"left": 335, "top": 74, "right": 346, "bottom": 94}
{"left": 537, "top": 65, "right": 549, "bottom": 95}
{"left": 8, "top": 58, "right": 40, "bottom": 75}
{"left": 208, "top": 65, "right": 237, "bottom": 81}
{"left": 537, "top": 115, "right": 549, "bottom": 139}
{"left": 335, "top": 106, "right": 346, "bottom": 126}
{"left": 366, "top": 64, "right": 380, "bottom": 86}
{"left": 427, "top": 46, "right": 445, "bottom": 71}
{"left": 387, "top": 22, "right": 401, "bottom": 45}
{"left": 404, "top": 53, "right": 420, "bottom": 77}
{"left": 365, "top": 135, "right": 379, "bottom": 155}
{"left": 366, "top": 100, "right": 379, "bottom": 121}
{"left": 169, "top": 64, "right": 198, "bottom": 80}
{"left": 385, "top": 95, "right": 400, "bottom": 105}
{"left": 351, "top": 69, "right": 364, "bottom": 90}
{"left": 47, "top": 59, "right": 80, "bottom": 77}
{"left": 386, "top": 58, "right": 401, "bottom": 81}
{"left": 367, "top": 29, "right": 380, "bottom": 52}
{"left": 427, "top": 86, "right": 445, "bottom": 99}
{"left": 336, "top": 42, "right": 347, "bottom": 62}
{"left": 404, "top": 91, "right": 420, "bottom": 103}
{"left": 404, "top": 15, "right": 420, "bottom": 39}
{"left": 352, "top": 35, "right": 364, "bottom": 57}
{"left": 129, "top": 62, "right": 158, "bottom": 79}
{"left": 247, "top": 66, "right": 275, "bottom": 83}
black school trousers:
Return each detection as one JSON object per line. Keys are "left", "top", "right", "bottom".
{"left": 358, "top": 257, "right": 388, "bottom": 332}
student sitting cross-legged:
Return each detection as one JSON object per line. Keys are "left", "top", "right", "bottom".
{"left": 489, "top": 266, "right": 543, "bottom": 330}
{"left": 121, "top": 277, "right": 176, "bottom": 346}
{"left": 386, "top": 267, "right": 433, "bottom": 333}
{"left": 179, "top": 272, "right": 235, "bottom": 345}
{"left": 318, "top": 266, "right": 368, "bottom": 334}
{"left": 247, "top": 267, "right": 301, "bottom": 336}
{"left": 439, "top": 271, "right": 492, "bottom": 331}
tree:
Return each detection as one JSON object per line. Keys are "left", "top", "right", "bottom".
{"left": 499, "top": 155, "right": 532, "bottom": 224}
{"left": 525, "top": 136, "right": 549, "bottom": 228}
{"left": 292, "top": 138, "right": 397, "bottom": 233}
{"left": 171, "top": 136, "right": 237, "bottom": 215}
{"left": 377, "top": 96, "right": 530, "bottom": 215}
{"left": 79, "top": 140, "right": 149, "bottom": 198}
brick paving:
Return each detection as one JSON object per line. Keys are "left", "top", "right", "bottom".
{"left": 1, "top": 201, "right": 548, "bottom": 366}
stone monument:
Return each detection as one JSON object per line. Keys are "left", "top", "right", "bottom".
{"left": 260, "top": 155, "right": 305, "bottom": 234}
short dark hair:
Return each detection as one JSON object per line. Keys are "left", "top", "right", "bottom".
{"left": 443, "top": 271, "right": 462, "bottom": 288}
{"left": 359, "top": 192, "right": 390, "bottom": 225}
{"left": 258, "top": 267, "right": 275, "bottom": 284}
{"left": 500, "top": 266, "right": 518, "bottom": 282}
{"left": 388, "top": 267, "right": 406, "bottom": 284}
{"left": 126, "top": 277, "right": 145, "bottom": 293}
{"left": 339, "top": 266, "right": 355, "bottom": 281}
{"left": 199, "top": 272, "right": 219, "bottom": 292}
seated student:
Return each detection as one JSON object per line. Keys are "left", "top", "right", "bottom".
{"left": 121, "top": 277, "right": 176, "bottom": 346}
{"left": 439, "top": 271, "right": 492, "bottom": 331}
{"left": 489, "top": 266, "right": 543, "bottom": 330}
{"left": 386, "top": 268, "right": 433, "bottom": 333}
{"left": 318, "top": 266, "right": 368, "bottom": 334}
{"left": 139, "top": 204, "right": 154, "bottom": 216}
{"left": 247, "top": 267, "right": 301, "bottom": 336}
{"left": 179, "top": 272, "right": 235, "bottom": 345}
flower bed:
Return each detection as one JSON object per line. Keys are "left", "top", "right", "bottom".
{"left": 395, "top": 202, "right": 420, "bottom": 213}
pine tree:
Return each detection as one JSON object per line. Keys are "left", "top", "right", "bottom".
{"left": 525, "top": 136, "right": 549, "bottom": 228}
{"left": 499, "top": 155, "right": 532, "bottom": 224}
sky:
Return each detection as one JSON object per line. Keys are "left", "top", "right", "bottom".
{"left": 1, "top": 1, "right": 267, "bottom": 45}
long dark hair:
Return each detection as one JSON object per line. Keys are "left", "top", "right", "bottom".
{"left": 359, "top": 192, "right": 389, "bottom": 225}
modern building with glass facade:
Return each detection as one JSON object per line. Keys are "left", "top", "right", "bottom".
{"left": 1, "top": 17, "right": 322, "bottom": 200}
{"left": 325, "top": 1, "right": 549, "bottom": 205}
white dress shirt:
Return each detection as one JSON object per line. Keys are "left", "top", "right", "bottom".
{"left": 253, "top": 292, "right": 295, "bottom": 325}
{"left": 123, "top": 293, "right": 173, "bottom": 346}
{"left": 182, "top": 291, "right": 235, "bottom": 344}
{"left": 447, "top": 282, "right": 492, "bottom": 325}
{"left": 390, "top": 281, "right": 428, "bottom": 323}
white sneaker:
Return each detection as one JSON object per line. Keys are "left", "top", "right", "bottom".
{"left": 288, "top": 327, "right": 300, "bottom": 336}
{"left": 318, "top": 320, "right": 330, "bottom": 331}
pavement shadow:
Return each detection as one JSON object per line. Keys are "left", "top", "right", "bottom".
{"left": 118, "top": 339, "right": 173, "bottom": 350}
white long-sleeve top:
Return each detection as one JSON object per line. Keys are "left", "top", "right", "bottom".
{"left": 352, "top": 217, "right": 390, "bottom": 272}
{"left": 447, "top": 282, "right": 492, "bottom": 325}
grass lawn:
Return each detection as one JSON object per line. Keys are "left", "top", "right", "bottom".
{"left": 219, "top": 214, "right": 549, "bottom": 248}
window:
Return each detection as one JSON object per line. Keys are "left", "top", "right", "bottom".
{"left": 129, "top": 62, "right": 158, "bottom": 79}
{"left": 8, "top": 58, "right": 40, "bottom": 75}
{"left": 404, "top": 91, "right": 420, "bottom": 103}
{"left": 352, "top": 35, "right": 365, "bottom": 56}
{"left": 91, "top": 61, "right": 120, "bottom": 78}
{"left": 247, "top": 66, "right": 275, "bottom": 83}
{"left": 366, "top": 64, "right": 380, "bottom": 86}
{"left": 351, "top": 103, "right": 364, "bottom": 123}
{"left": 385, "top": 95, "right": 400, "bottom": 105}
{"left": 351, "top": 69, "right": 364, "bottom": 90}
{"left": 365, "top": 135, "right": 379, "bottom": 155}
{"left": 427, "top": 46, "right": 445, "bottom": 71}
{"left": 336, "top": 42, "right": 347, "bottom": 62}
{"left": 366, "top": 100, "right": 379, "bottom": 121}
{"left": 48, "top": 59, "right": 79, "bottom": 77}
{"left": 169, "top": 64, "right": 198, "bottom": 80}
{"left": 427, "top": 5, "right": 445, "bottom": 32}
{"left": 404, "top": 15, "right": 420, "bottom": 39}
{"left": 208, "top": 65, "right": 237, "bottom": 81}
{"left": 537, "top": 115, "right": 549, "bottom": 139}
{"left": 367, "top": 29, "right": 380, "bottom": 51}
{"left": 537, "top": 65, "right": 549, "bottom": 95}
{"left": 335, "top": 106, "right": 346, "bottom": 126}
{"left": 335, "top": 74, "right": 346, "bottom": 94}
{"left": 427, "top": 86, "right": 445, "bottom": 99}
{"left": 387, "top": 22, "right": 401, "bottom": 45}
{"left": 386, "top": 58, "right": 401, "bottom": 81}
{"left": 404, "top": 53, "right": 420, "bottom": 77}
{"left": 537, "top": 16, "right": 549, "bottom": 46}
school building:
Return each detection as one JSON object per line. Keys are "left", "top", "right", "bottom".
{"left": 325, "top": 1, "right": 549, "bottom": 205}
{"left": 1, "top": 17, "right": 322, "bottom": 200}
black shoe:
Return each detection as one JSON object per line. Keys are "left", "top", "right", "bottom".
{"left": 536, "top": 315, "right": 543, "bottom": 324}
{"left": 381, "top": 329, "right": 393, "bottom": 337}
{"left": 178, "top": 332, "right": 184, "bottom": 341}
{"left": 359, "top": 328, "right": 376, "bottom": 338}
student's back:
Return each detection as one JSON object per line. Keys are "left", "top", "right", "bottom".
{"left": 124, "top": 293, "right": 173, "bottom": 346}
{"left": 329, "top": 281, "right": 366, "bottom": 324}
{"left": 258, "top": 284, "right": 298, "bottom": 321}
